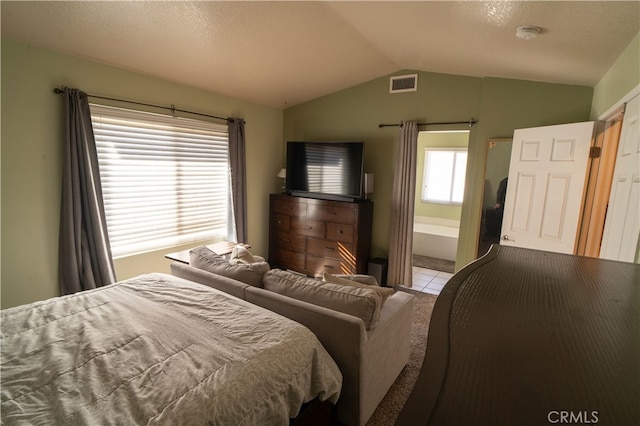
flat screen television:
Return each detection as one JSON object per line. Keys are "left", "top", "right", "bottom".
{"left": 286, "top": 141, "right": 364, "bottom": 202}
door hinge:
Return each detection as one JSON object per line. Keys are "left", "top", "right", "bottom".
{"left": 589, "top": 146, "right": 602, "bottom": 158}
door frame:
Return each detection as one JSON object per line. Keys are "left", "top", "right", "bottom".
{"left": 576, "top": 84, "right": 640, "bottom": 257}
{"left": 575, "top": 116, "right": 623, "bottom": 256}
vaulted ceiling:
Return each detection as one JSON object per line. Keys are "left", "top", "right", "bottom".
{"left": 2, "top": 1, "right": 638, "bottom": 109}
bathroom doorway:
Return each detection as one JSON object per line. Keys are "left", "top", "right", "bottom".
{"left": 412, "top": 130, "right": 470, "bottom": 295}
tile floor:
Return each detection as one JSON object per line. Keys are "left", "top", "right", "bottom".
{"left": 409, "top": 266, "right": 454, "bottom": 296}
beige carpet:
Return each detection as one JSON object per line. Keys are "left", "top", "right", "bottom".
{"left": 365, "top": 289, "right": 438, "bottom": 426}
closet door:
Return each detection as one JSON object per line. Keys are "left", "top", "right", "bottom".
{"left": 600, "top": 95, "right": 640, "bottom": 262}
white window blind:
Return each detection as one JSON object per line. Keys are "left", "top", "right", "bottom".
{"left": 90, "top": 104, "right": 230, "bottom": 258}
{"left": 422, "top": 148, "right": 467, "bottom": 204}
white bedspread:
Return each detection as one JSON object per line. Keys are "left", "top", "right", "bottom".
{"left": 1, "top": 273, "right": 342, "bottom": 425}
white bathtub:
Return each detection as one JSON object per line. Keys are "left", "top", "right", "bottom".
{"left": 412, "top": 217, "right": 460, "bottom": 261}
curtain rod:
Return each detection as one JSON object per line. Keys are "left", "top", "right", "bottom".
{"left": 378, "top": 118, "right": 477, "bottom": 128}
{"left": 53, "top": 87, "right": 243, "bottom": 124}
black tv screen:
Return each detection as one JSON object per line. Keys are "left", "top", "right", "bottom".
{"left": 286, "top": 141, "right": 364, "bottom": 201}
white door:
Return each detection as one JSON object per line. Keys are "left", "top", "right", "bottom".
{"left": 600, "top": 95, "right": 640, "bottom": 262}
{"left": 500, "top": 122, "right": 595, "bottom": 253}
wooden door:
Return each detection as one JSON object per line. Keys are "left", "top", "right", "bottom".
{"left": 500, "top": 122, "right": 595, "bottom": 254}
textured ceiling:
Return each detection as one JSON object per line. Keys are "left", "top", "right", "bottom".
{"left": 1, "top": 1, "right": 638, "bottom": 109}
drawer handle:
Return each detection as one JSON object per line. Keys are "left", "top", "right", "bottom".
{"left": 303, "top": 226, "right": 312, "bottom": 230}
{"left": 324, "top": 265, "right": 335, "bottom": 269}
{"left": 324, "top": 247, "right": 335, "bottom": 251}
{"left": 338, "top": 230, "right": 343, "bottom": 234}
{"left": 278, "top": 220, "right": 283, "bottom": 224}
{"left": 283, "top": 238, "right": 291, "bottom": 242}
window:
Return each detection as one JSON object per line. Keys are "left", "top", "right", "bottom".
{"left": 421, "top": 148, "right": 467, "bottom": 204}
{"left": 90, "top": 104, "right": 230, "bottom": 258}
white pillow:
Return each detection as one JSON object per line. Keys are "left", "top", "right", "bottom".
{"left": 322, "top": 273, "right": 395, "bottom": 304}
{"left": 229, "top": 245, "right": 265, "bottom": 265}
{"left": 189, "top": 246, "right": 269, "bottom": 287}
{"left": 331, "top": 274, "right": 379, "bottom": 286}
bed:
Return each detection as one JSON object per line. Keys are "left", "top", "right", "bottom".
{"left": 1, "top": 273, "right": 342, "bottom": 425}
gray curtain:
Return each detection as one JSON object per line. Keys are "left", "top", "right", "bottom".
{"left": 228, "top": 118, "right": 247, "bottom": 243}
{"left": 59, "top": 88, "right": 116, "bottom": 295}
{"left": 387, "top": 121, "right": 418, "bottom": 287}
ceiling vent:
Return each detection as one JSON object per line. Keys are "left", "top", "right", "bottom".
{"left": 390, "top": 74, "right": 418, "bottom": 93}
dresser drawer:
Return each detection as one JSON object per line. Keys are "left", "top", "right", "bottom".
{"left": 271, "top": 214, "right": 290, "bottom": 232}
{"left": 307, "top": 237, "right": 353, "bottom": 261}
{"left": 271, "top": 231, "right": 305, "bottom": 251}
{"left": 270, "top": 194, "right": 372, "bottom": 277}
{"left": 306, "top": 255, "right": 356, "bottom": 276}
{"left": 272, "top": 198, "right": 307, "bottom": 217}
{"left": 307, "top": 204, "right": 355, "bottom": 224}
{"left": 291, "top": 217, "right": 325, "bottom": 238}
{"left": 326, "top": 223, "right": 354, "bottom": 243}
{"left": 270, "top": 248, "right": 305, "bottom": 272}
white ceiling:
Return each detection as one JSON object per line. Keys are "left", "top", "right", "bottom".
{"left": 2, "top": 1, "right": 638, "bottom": 109}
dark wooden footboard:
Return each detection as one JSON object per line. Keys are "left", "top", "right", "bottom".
{"left": 397, "top": 245, "right": 640, "bottom": 425}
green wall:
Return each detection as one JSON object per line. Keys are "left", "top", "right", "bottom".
{"left": 284, "top": 72, "right": 593, "bottom": 269}
{"left": 283, "top": 71, "right": 484, "bottom": 261}
{"left": 591, "top": 33, "right": 640, "bottom": 119}
{"left": 1, "top": 39, "right": 283, "bottom": 309}
{"left": 414, "top": 131, "right": 469, "bottom": 220}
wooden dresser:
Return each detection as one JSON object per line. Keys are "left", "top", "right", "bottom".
{"left": 268, "top": 194, "right": 373, "bottom": 276}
